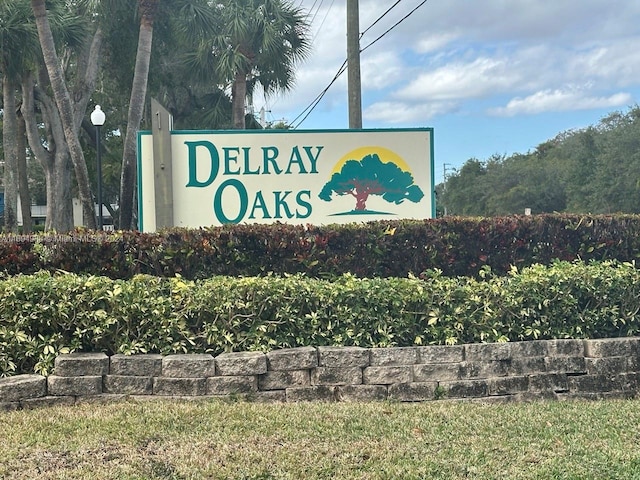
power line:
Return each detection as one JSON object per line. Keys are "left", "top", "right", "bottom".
{"left": 361, "top": 0, "right": 429, "bottom": 53}
{"left": 360, "top": 0, "right": 403, "bottom": 38}
{"left": 292, "top": 0, "right": 429, "bottom": 128}
{"left": 291, "top": 59, "right": 348, "bottom": 128}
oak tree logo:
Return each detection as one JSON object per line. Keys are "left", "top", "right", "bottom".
{"left": 319, "top": 147, "right": 424, "bottom": 215}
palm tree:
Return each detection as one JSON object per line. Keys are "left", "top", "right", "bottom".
{"left": 1, "top": 0, "right": 40, "bottom": 231}
{"left": 116, "top": 0, "right": 159, "bottom": 230}
{"left": 116, "top": 0, "right": 217, "bottom": 229}
{"left": 190, "top": 0, "right": 311, "bottom": 129}
{"left": 31, "top": 0, "right": 97, "bottom": 229}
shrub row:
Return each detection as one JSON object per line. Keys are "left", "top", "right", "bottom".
{"left": 2, "top": 214, "right": 640, "bottom": 279}
{"left": 2, "top": 260, "right": 640, "bottom": 377}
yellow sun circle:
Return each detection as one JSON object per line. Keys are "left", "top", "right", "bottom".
{"left": 332, "top": 146, "right": 411, "bottom": 174}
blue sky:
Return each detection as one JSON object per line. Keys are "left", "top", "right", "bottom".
{"left": 255, "top": 0, "right": 640, "bottom": 183}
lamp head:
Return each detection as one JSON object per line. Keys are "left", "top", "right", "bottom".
{"left": 90, "top": 105, "right": 106, "bottom": 126}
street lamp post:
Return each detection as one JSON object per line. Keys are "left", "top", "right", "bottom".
{"left": 90, "top": 105, "right": 106, "bottom": 230}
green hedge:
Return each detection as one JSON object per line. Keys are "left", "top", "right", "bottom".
{"left": 2, "top": 260, "right": 640, "bottom": 377}
{"left": 2, "top": 214, "right": 640, "bottom": 279}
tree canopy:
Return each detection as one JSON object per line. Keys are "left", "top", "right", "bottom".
{"left": 440, "top": 106, "right": 640, "bottom": 217}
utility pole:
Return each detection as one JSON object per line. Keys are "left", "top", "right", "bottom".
{"left": 347, "top": 0, "right": 362, "bottom": 129}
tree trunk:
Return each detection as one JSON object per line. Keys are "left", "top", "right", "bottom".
{"left": 16, "top": 114, "right": 33, "bottom": 233}
{"left": 119, "top": 0, "right": 158, "bottom": 230}
{"left": 2, "top": 76, "right": 19, "bottom": 232}
{"left": 232, "top": 71, "right": 247, "bottom": 129}
{"left": 22, "top": 72, "right": 74, "bottom": 231}
{"left": 31, "top": 0, "right": 97, "bottom": 229}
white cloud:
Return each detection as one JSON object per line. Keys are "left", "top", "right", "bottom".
{"left": 490, "top": 89, "right": 633, "bottom": 116}
{"left": 363, "top": 101, "right": 457, "bottom": 124}
{"left": 394, "top": 57, "right": 519, "bottom": 102}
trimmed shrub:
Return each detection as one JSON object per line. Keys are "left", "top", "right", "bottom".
{"left": 1, "top": 260, "right": 639, "bottom": 377}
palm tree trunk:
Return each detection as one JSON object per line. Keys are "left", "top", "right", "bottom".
{"left": 16, "top": 114, "right": 33, "bottom": 233}
{"left": 2, "top": 76, "right": 19, "bottom": 232}
{"left": 119, "top": 0, "right": 159, "bottom": 230}
{"left": 31, "top": 0, "right": 97, "bottom": 230}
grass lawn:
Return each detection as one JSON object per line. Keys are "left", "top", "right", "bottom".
{"left": 1, "top": 397, "right": 640, "bottom": 479}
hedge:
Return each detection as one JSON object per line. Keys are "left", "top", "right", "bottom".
{"left": 2, "top": 260, "right": 640, "bottom": 377}
{"left": 2, "top": 214, "right": 640, "bottom": 279}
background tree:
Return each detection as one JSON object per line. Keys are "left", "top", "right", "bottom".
{"left": 439, "top": 105, "right": 640, "bottom": 217}
{"left": 186, "top": 0, "right": 310, "bottom": 129}
{"left": 30, "top": 0, "right": 97, "bottom": 229}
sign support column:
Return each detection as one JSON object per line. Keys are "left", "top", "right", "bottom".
{"left": 151, "top": 98, "right": 174, "bottom": 229}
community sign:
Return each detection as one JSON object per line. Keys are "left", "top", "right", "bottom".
{"left": 137, "top": 128, "right": 434, "bottom": 231}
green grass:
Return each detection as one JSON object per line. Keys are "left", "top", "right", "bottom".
{"left": 2, "top": 398, "right": 640, "bottom": 479}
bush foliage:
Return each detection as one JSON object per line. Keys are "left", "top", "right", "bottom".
{"left": 2, "top": 214, "right": 640, "bottom": 279}
{"left": 2, "top": 260, "right": 640, "bottom": 377}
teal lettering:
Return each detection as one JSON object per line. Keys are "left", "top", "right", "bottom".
{"left": 243, "top": 147, "right": 260, "bottom": 174}
{"left": 296, "top": 190, "right": 312, "bottom": 218}
{"left": 222, "top": 147, "right": 241, "bottom": 175}
{"left": 262, "top": 146, "right": 282, "bottom": 174}
{"left": 274, "top": 191, "right": 294, "bottom": 219}
{"left": 285, "top": 147, "right": 306, "bottom": 174}
{"left": 303, "top": 146, "right": 323, "bottom": 174}
{"left": 249, "top": 191, "right": 272, "bottom": 219}
{"left": 185, "top": 141, "right": 219, "bottom": 187}
{"left": 213, "top": 179, "right": 247, "bottom": 224}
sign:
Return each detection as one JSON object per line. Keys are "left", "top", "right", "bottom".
{"left": 137, "top": 128, "right": 434, "bottom": 231}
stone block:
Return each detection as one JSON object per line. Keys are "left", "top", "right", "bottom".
{"left": 110, "top": 354, "right": 163, "bottom": 376}
{"left": 54, "top": 353, "right": 109, "bottom": 377}
{"left": 547, "top": 339, "right": 584, "bottom": 357}
{"left": 417, "top": 345, "right": 464, "bottom": 363}
{"left": 103, "top": 375, "right": 153, "bottom": 395}
{"left": 465, "top": 343, "right": 511, "bottom": 361}
{"left": 337, "top": 385, "right": 388, "bottom": 402}
{"left": 258, "top": 370, "right": 309, "bottom": 390}
{"left": 514, "top": 391, "right": 559, "bottom": 402}
{"left": 215, "top": 352, "right": 267, "bottom": 376}
{"left": 0, "top": 374, "right": 46, "bottom": 402}
{"left": 388, "top": 382, "right": 437, "bottom": 402}
{"left": 20, "top": 396, "right": 75, "bottom": 410}
{"left": 311, "top": 367, "right": 362, "bottom": 385}
{"left": 369, "top": 347, "right": 418, "bottom": 366}
{"left": 247, "top": 390, "right": 287, "bottom": 403}
{"left": 266, "top": 347, "right": 317, "bottom": 371}
{"left": 558, "top": 391, "right": 635, "bottom": 402}
{"left": 48, "top": 375, "right": 103, "bottom": 396}
{"left": 585, "top": 357, "right": 630, "bottom": 376}
{"left": 459, "top": 360, "right": 509, "bottom": 378}
{"left": 317, "top": 346, "right": 370, "bottom": 368}
{"left": 76, "top": 394, "right": 127, "bottom": 405}
{"left": 207, "top": 376, "right": 257, "bottom": 395}
{"left": 412, "top": 363, "right": 460, "bottom": 382}
{"left": 621, "top": 372, "right": 640, "bottom": 392}
{"left": 0, "top": 402, "right": 19, "bottom": 412}
{"left": 286, "top": 385, "right": 336, "bottom": 402}
{"left": 544, "top": 356, "right": 586, "bottom": 374}
{"left": 489, "top": 376, "right": 529, "bottom": 396}
{"left": 509, "top": 340, "right": 549, "bottom": 358}
{"left": 567, "top": 374, "right": 624, "bottom": 393}
{"left": 162, "top": 354, "right": 215, "bottom": 378}
{"left": 528, "top": 373, "right": 568, "bottom": 393}
{"left": 153, "top": 377, "right": 206, "bottom": 396}
{"left": 584, "top": 338, "right": 640, "bottom": 358}
{"left": 439, "top": 380, "right": 488, "bottom": 399}
{"left": 363, "top": 366, "right": 412, "bottom": 385}
{"left": 509, "top": 356, "right": 546, "bottom": 375}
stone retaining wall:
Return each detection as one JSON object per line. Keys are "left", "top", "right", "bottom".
{"left": 2, "top": 337, "right": 640, "bottom": 410}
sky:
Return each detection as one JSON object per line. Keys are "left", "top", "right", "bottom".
{"left": 255, "top": 0, "right": 640, "bottom": 183}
